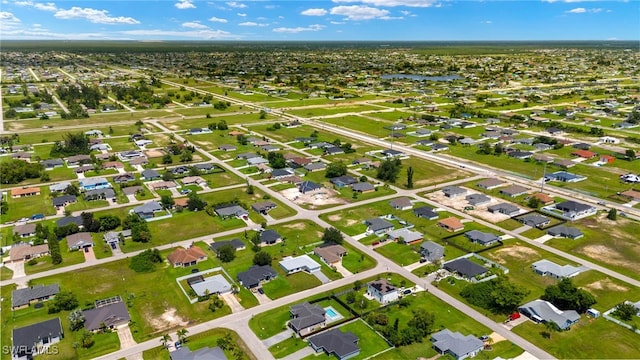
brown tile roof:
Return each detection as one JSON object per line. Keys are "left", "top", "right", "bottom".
{"left": 9, "top": 244, "right": 49, "bottom": 262}
{"left": 167, "top": 246, "right": 207, "bottom": 266}
{"left": 532, "top": 193, "right": 554, "bottom": 205}
{"left": 11, "top": 187, "right": 41, "bottom": 197}
{"left": 314, "top": 245, "right": 347, "bottom": 264}
{"left": 438, "top": 217, "right": 464, "bottom": 231}
{"left": 620, "top": 189, "right": 640, "bottom": 201}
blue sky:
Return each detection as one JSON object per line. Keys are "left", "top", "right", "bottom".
{"left": 0, "top": 0, "right": 637, "bottom": 40}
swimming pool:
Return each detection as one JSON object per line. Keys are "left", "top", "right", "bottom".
{"left": 324, "top": 306, "right": 343, "bottom": 322}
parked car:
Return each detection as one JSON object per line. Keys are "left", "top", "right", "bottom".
{"left": 31, "top": 214, "right": 44, "bottom": 220}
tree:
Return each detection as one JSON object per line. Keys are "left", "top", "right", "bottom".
{"left": 259, "top": 110, "right": 267, "bottom": 119}
{"left": 325, "top": 161, "right": 347, "bottom": 178}
{"left": 50, "top": 132, "right": 90, "bottom": 157}
{"left": 527, "top": 196, "right": 541, "bottom": 209}
{"left": 376, "top": 158, "right": 402, "bottom": 183}
{"left": 477, "top": 142, "right": 493, "bottom": 155}
{"left": 237, "top": 134, "right": 248, "bottom": 145}
{"left": 494, "top": 142, "right": 504, "bottom": 155}
{"left": 542, "top": 278, "right": 596, "bottom": 314}
{"left": 543, "top": 321, "right": 560, "bottom": 339}
{"left": 65, "top": 183, "right": 80, "bottom": 196}
{"left": 322, "top": 227, "right": 344, "bottom": 245}
{"left": 180, "top": 151, "right": 193, "bottom": 163}
{"left": 612, "top": 302, "right": 637, "bottom": 321}
{"left": 607, "top": 208, "right": 617, "bottom": 221}
{"left": 460, "top": 276, "right": 529, "bottom": 314}
{"left": 48, "top": 232, "right": 62, "bottom": 265}
{"left": 406, "top": 166, "right": 414, "bottom": 189}
{"left": 160, "top": 195, "right": 175, "bottom": 210}
{"left": 346, "top": 292, "right": 356, "bottom": 304}
{"left": 48, "top": 291, "right": 78, "bottom": 313}
{"left": 98, "top": 215, "right": 121, "bottom": 231}
{"left": 68, "top": 309, "right": 86, "bottom": 331}
{"left": 81, "top": 330, "right": 94, "bottom": 348}
{"left": 253, "top": 251, "right": 272, "bottom": 266}
{"left": 162, "top": 154, "right": 173, "bottom": 164}
{"left": 81, "top": 212, "right": 100, "bottom": 232}
{"left": 162, "top": 171, "right": 175, "bottom": 181}
{"left": 625, "top": 149, "right": 636, "bottom": 161}
{"left": 0, "top": 159, "right": 43, "bottom": 184}
{"left": 217, "top": 244, "right": 236, "bottom": 263}
{"left": 177, "top": 328, "right": 189, "bottom": 343}
{"left": 267, "top": 152, "right": 286, "bottom": 169}
{"left": 186, "top": 192, "right": 207, "bottom": 211}
{"left": 160, "top": 334, "right": 171, "bottom": 349}
{"left": 217, "top": 120, "right": 228, "bottom": 130}
{"left": 129, "top": 249, "right": 162, "bottom": 272}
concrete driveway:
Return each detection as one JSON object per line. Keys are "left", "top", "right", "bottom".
{"left": 4, "top": 261, "right": 26, "bottom": 287}
{"left": 262, "top": 329, "right": 293, "bottom": 348}
{"left": 117, "top": 325, "right": 137, "bottom": 349}
{"left": 334, "top": 262, "right": 353, "bottom": 277}
{"left": 253, "top": 289, "right": 271, "bottom": 304}
{"left": 221, "top": 293, "right": 244, "bottom": 313}
{"left": 311, "top": 270, "right": 331, "bottom": 284}
{"left": 83, "top": 247, "right": 97, "bottom": 262}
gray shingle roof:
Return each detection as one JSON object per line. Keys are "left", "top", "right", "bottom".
{"left": 12, "top": 284, "right": 60, "bottom": 308}
{"left": 308, "top": 328, "right": 359, "bottom": 359}
{"left": 519, "top": 299, "right": 580, "bottom": 330}
{"left": 83, "top": 301, "right": 131, "bottom": 331}
{"left": 289, "top": 302, "right": 325, "bottom": 333}
{"left": 431, "top": 329, "right": 484, "bottom": 359}
{"left": 444, "top": 258, "right": 487, "bottom": 278}
{"left": 12, "top": 318, "right": 63, "bottom": 355}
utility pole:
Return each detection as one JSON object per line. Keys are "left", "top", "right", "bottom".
{"left": 540, "top": 162, "right": 547, "bottom": 193}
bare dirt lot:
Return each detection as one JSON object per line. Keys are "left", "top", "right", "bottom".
{"left": 425, "top": 187, "right": 523, "bottom": 223}
{"left": 144, "top": 149, "right": 166, "bottom": 158}
{"left": 579, "top": 244, "right": 636, "bottom": 269}
{"left": 147, "top": 307, "right": 189, "bottom": 331}
{"left": 491, "top": 245, "right": 540, "bottom": 264}
{"left": 583, "top": 278, "right": 629, "bottom": 292}
{"left": 280, "top": 187, "right": 347, "bottom": 209}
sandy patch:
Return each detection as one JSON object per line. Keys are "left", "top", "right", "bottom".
{"left": 167, "top": 124, "right": 179, "bottom": 130}
{"left": 345, "top": 219, "right": 359, "bottom": 227}
{"left": 6, "top": 122, "right": 25, "bottom": 130}
{"left": 328, "top": 214, "right": 342, "bottom": 221}
{"left": 583, "top": 278, "right": 628, "bottom": 292}
{"left": 492, "top": 245, "right": 540, "bottom": 264}
{"left": 280, "top": 188, "right": 347, "bottom": 208}
{"left": 282, "top": 222, "right": 307, "bottom": 230}
{"left": 425, "top": 187, "right": 520, "bottom": 223}
{"left": 144, "top": 149, "right": 165, "bottom": 158}
{"left": 580, "top": 244, "right": 636, "bottom": 268}
{"left": 193, "top": 140, "right": 213, "bottom": 147}
{"left": 488, "top": 332, "right": 507, "bottom": 344}
{"left": 146, "top": 307, "right": 188, "bottom": 331}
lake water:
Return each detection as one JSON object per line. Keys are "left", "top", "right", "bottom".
{"left": 381, "top": 74, "right": 463, "bottom": 81}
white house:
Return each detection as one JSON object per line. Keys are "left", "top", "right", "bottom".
{"left": 279, "top": 255, "right": 321, "bottom": 274}
{"left": 367, "top": 279, "right": 399, "bottom": 304}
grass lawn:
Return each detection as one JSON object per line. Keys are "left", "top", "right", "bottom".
{"left": 142, "top": 328, "right": 255, "bottom": 360}
{"left": 1, "top": 267, "right": 14, "bottom": 280}
{"left": 374, "top": 242, "right": 421, "bottom": 266}
{"left": 361, "top": 157, "right": 472, "bottom": 190}
{"left": 287, "top": 104, "right": 381, "bottom": 118}
{"left": 262, "top": 271, "right": 322, "bottom": 300}
{"left": 23, "top": 240, "right": 86, "bottom": 275}
{"left": 1, "top": 187, "right": 56, "bottom": 223}
{"left": 269, "top": 336, "right": 307, "bottom": 359}
{"left": 340, "top": 242, "right": 376, "bottom": 274}
{"left": 65, "top": 198, "right": 110, "bottom": 213}
{"left": 329, "top": 319, "right": 392, "bottom": 360}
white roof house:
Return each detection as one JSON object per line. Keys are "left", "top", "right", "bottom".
{"left": 531, "top": 259, "right": 583, "bottom": 279}
{"left": 279, "top": 255, "right": 321, "bottom": 274}
{"left": 190, "top": 274, "right": 232, "bottom": 296}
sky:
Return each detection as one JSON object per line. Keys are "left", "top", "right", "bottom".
{"left": 0, "top": 0, "right": 637, "bottom": 41}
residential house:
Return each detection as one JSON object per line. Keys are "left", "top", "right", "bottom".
{"left": 533, "top": 154, "right": 554, "bottom": 163}
{"left": 324, "top": 146, "right": 344, "bottom": 156}
{"left": 571, "top": 149, "right": 597, "bottom": 159}
{"left": 11, "top": 187, "right": 41, "bottom": 198}
{"left": 477, "top": 178, "right": 505, "bottom": 190}
{"left": 465, "top": 194, "right": 491, "bottom": 206}
{"left": 438, "top": 217, "right": 464, "bottom": 232}
{"left": 13, "top": 223, "right": 37, "bottom": 238}
{"left": 129, "top": 156, "right": 149, "bottom": 166}
{"left": 508, "top": 151, "right": 533, "bottom": 160}
{"left": 546, "top": 225, "right": 584, "bottom": 239}
{"left": 171, "top": 346, "right": 227, "bottom": 360}
{"left": 519, "top": 214, "right": 551, "bottom": 228}
{"left": 148, "top": 181, "right": 177, "bottom": 191}
{"left": 280, "top": 255, "right": 321, "bottom": 274}
{"left": 89, "top": 143, "right": 111, "bottom": 151}
{"left": 169, "top": 166, "right": 190, "bottom": 176}
{"left": 79, "top": 177, "right": 111, "bottom": 191}
{"left": 271, "top": 168, "right": 295, "bottom": 179}
{"left": 56, "top": 215, "right": 83, "bottom": 228}
{"left": 314, "top": 245, "right": 348, "bottom": 267}
{"left": 215, "top": 205, "right": 248, "bottom": 219}
{"left": 432, "top": 143, "right": 449, "bottom": 152}
{"left": 431, "top": 329, "right": 484, "bottom": 360}
{"left": 464, "top": 230, "right": 500, "bottom": 246}
{"left": 530, "top": 193, "right": 555, "bottom": 205}
{"left": 599, "top": 136, "right": 620, "bottom": 144}
{"left": 387, "top": 228, "right": 423, "bottom": 245}
{"left": 330, "top": 175, "right": 357, "bottom": 188}
{"left": 289, "top": 302, "right": 326, "bottom": 336}
{"left": 182, "top": 176, "right": 207, "bottom": 186}
{"left": 84, "top": 188, "right": 116, "bottom": 201}
{"left": 599, "top": 155, "right": 615, "bottom": 164}
{"left": 193, "top": 163, "right": 215, "bottom": 173}
{"left": 381, "top": 149, "right": 404, "bottom": 158}
{"left": 545, "top": 127, "right": 563, "bottom": 135}
{"left": 8, "top": 243, "right": 49, "bottom": 262}
{"left": 308, "top": 329, "right": 360, "bottom": 360}
{"left": 531, "top": 259, "right": 582, "bottom": 279}
{"left": 167, "top": 245, "right": 207, "bottom": 267}
{"left": 74, "top": 164, "right": 95, "bottom": 174}
{"left": 620, "top": 189, "right": 640, "bottom": 202}
{"left": 260, "top": 144, "right": 280, "bottom": 152}
{"left": 389, "top": 197, "right": 413, "bottom": 210}
{"left": 67, "top": 232, "right": 94, "bottom": 250}
{"left": 544, "top": 200, "right": 597, "bottom": 220}
{"left": 251, "top": 201, "right": 277, "bottom": 214}
{"left": 259, "top": 229, "right": 282, "bottom": 246}
{"left": 364, "top": 218, "right": 394, "bottom": 235}
{"left": 237, "top": 265, "right": 278, "bottom": 289}
{"left": 141, "top": 169, "right": 161, "bottom": 181}
{"left": 544, "top": 171, "right": 586, "bottom": 183}
{"left": 41, "top": 158, "right": 64, "bottom": 170}
{"left": 298, "top": 181, "right": 322, "bottom": 194}
{"left": 66, "top": 154, "right": 91, "bottom": 167}
{"left": 367, "top": 279, "right": 399, "bottom": 304}
{"left": 442, "top": 186, "right": 467, "bottom": 198}
{"left": 189, "top": 274, "right": 232, "bottom": 297}
{"left": 499, "top": 185, "right": 529, "bottom": 198}
{"left": 103, "top": 230, "right": 131, "bottom": 246}
{"left": 11, "top": 151, "right": 32, "bottom": 162}
{"left": 49, "top": 182, "right": 71, "bottom": 193}
{"left": 420, "top": 241, "right": 444, "bottom": 262}
{"left": 83, "top": 301, "right": 131, "bottom": 331}
{"left": 210, "top": 239, "right": 246, "bottom": 254}
{"left": 487, "top": 203, "right": 520, "bottom": 216}
{"left": 304, "top": 162, "right": 326, "bottom": 172}
{"left": 12, "top": 318, "right": 63, "bottom": 359}
{"left": 122, "top": 186, "right": 144, "bottom": 196}
{"left": 113, "top": 173, "right": 136, "bottom": 184}
{"left": 443, "top": 258, "right": 488, "bottom": 280}
{"left": 247, "top": 156, "right": 269, "bottom": 166}
{"left": 131, "top": 201, "right": 163, "bottom": 219}
{"left": 414, "top": 206, "right": 439, "bottom": 220}
{"left": 11, "top": 284, "right": 60, "bottom": 310}
{"left": 103, "top": 161, "right": 124, "bottom": 170}
{"left": 352, "top": 182, "right": 375, "bottom": 193}
{"left": 519, "top": 299, "right": 580, "bottom": 330}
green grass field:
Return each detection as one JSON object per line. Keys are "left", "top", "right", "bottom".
{"left": 142, "top": 328, "right": 255, "bottom": 360}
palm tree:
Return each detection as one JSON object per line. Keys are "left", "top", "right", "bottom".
{"left": 160, "top": 334, "right": 171, "bottom": 349}
{"left": 177, "top": 328, "right": 189, "bottom": 343}
{"left": 484, "top": 336, "right": 494, "bottom": 350}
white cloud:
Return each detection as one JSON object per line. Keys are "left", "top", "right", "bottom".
{"left": 237, "top": 12, "right": 247, "bottom": 17}
{"left": 226, "top": 1, "right": 247, "bottom": 8}
{"left": 301, "top": 8, "right": 328, "bottom": 16}
{"left": 182, "top": 21, "right": 208, "bottom": 29}
{"left": 544, "top": 0, "right": 599, "bottom": 2}
{"left": 566, "top": 7, "right": 602, "bottom": 13}
{"left": 0, "top": 11, "right": 20, "bottom": 22}
{"left": 330, "top": 21, "right": 345, "bottom": 24}
{"left": 400, "top": 10, "right": 410, "bottom": 15}
{"left": 332, "top": 0, "right": 436, "bottom": 7}
{"left": 273, "top": 24, "right": 325, "bottom": 33}
{"left": 239, "top": 21, "right": 268, "bottom": 27}
{"left": 120, "top": 29, "right": 239, "bottom": 40}
{"left": 480, "top": 20, "right": 492, "bottom": 24}
{"left": 330, "top": 5, "right": 390, "bottom": 20}
{"left": 14, "top": 1, "right": 57, "bottom": 11}
{"left": 54, "top": 7, "right": 140, "bottom": 24}
{"left": 175, "top": 0, "right": 195, "bottom": 9}
{"left": 208, "top": 16, "right": 228, "bottom": 23}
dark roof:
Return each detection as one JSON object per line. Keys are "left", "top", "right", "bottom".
{"left": 194, "top": 163, "right": 215, "bottom": 170}
{"left": 352, "top": 182, "right": 375, "bottom": 192}
{"left": 13, "top": 318, "right": 63, "bottom": 355}
{"left": 289, "top": 302, "right": 325, "bottom": 332}
{"left": 237, "top": 265, "right": 277, "bottom": 288}
{"left": 298, "top": 181, "right": 322, "bottom": 193}
{"left": 215, "top": 205, "right": 248, "bottom": 218}
{"left": 252, "top": 201, "right": 277, "bottom": 212}
{"left": 84, "top": 188, "right": 116, "bottom": 199}
{"left": 210, "top": 239, "right": 245, "bottom": 252}
{"left": 141, "top": 169, "right": 161, "bottom": 179}
{"left": 414, "top": 206, "right": 439, "bottom": 219}
{"left": 308, "top": 328, "right": 359, "bottom": 360}
{"left": 547, "top": 225, "right": 584, "bottom": 239}
{"left": 368, "top": 279, "right": 397, "bottom": 295}
{"left": 330, "top": 175, "right": 357, "bottom": 186}
{"left": 420, "top": 241, "right": 444, "bottom": 262}
{"left": 260, "top": 229, "right": 281, "bottom": 243}
{"left": 12, "top": 284, "right": 60, "bottom": 308}
{"left": 56, "top": 215, "right": 83, "bottom": 228}
{"left": 465, "top": 194, "right": 491, "bottom": 205}
{"left": 443, "top": 186, "right": 466, "bottom": 197}
{"left": 487, "top": 203, "right": 520, "bottom": 215}
{"left": 365, "top": 217, "right": 394, "bottom": 232}
{"left": 83, "top": 301, "right": 131, "bottom": 331}
{"left": 170, "top": 346, "right": 227, "bottom": 360}
{"left": 464, "top": 230, "right": 500, "bottom": 245}
{"left": 519, "top": 214, "right": 550, "bottom": 227}
{"left": 444, "top": 258, "right": 487, "bottom": 278}
{"left": 555, "top": 200, "right": 593, "bottom": 213}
